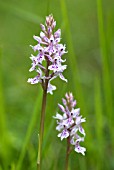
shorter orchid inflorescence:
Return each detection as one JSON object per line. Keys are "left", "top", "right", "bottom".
{"left": 27, "top": 14, "right": 67, "bottom": 94}
{"left": 54, "top": 92, "right": 86, "bottom": 155}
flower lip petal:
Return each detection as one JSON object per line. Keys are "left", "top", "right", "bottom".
{"left": 56, "top": 124, "right": 63, "bottom": 131}
{"left": 70, "top": 126, "right": 78, "bottom": 136}
{"left": 53, "top": 113, "right": 63, "bottom": 120}
{"left": 75, "top": 145, "right": 86, "bottom": 156}
{"left": 58, "top": 129, "right": 69, "bottom": 140}
{"left": 47, "top": 81, "right": 56, "bottom": 95}
{"left": 63, "top": 118, "right": 74, "bottom": 128}
{"left": 27, "top": 76, "right": 40, "bottom": 84}
{"left": 71, "top": 108, "right": 80, "bottom": 117}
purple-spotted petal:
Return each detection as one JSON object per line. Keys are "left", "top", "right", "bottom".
{"left": 72, "top": 108, "right": 80, "bottom": 117}
{"left": 52, "top": 21, "right": 56, "bottom": 28}
{"left": 76, "top": 116, "right": 82, "bottom": 125}
{"left": 54, "top": 29, "right": 61, "bottom": 39}
{"left": 53, "top": 92, "right": 86, "bottom": 155}
{"left": 59, "top": 73, "right": 67, "bottom": 82}
{"left": 47, "top": 26, "right": 52, "bottom": 35}
{"left": 63, "top": 118, "right": 74, "bottom": 127}
{"left": 58, "top": 104, "right": 65, "bottom": 113}
{"left": 70, "top": 126, "right": 78, "bottom": 136}
{"left": 62, "top": 98, "right": 67, "bottom": 105}
{"left": 40, "top": 24, "right": 46, "bottom": 32}
{"left": 58, "top": 129, "right": 69, "bottom": 140}
{"left": 48, "top": 64, "right": 59, "bottom": 72}
{"left": 75, "top": 145, "right": 86, "bottom": 156}
{"left": 56, "top": 124, "right": 64, "bottom": 131}
{"left": 79, "top": 126, "right": 86, "bottom": 136}
{"left": 72, "top": 100, "right": 76, "bottom": 107}
{"left": 27, "top": 76, "right": 40, "bottom": 84}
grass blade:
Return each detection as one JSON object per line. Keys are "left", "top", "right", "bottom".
{"left": 97, "top": 0, "right": 113, "bottom": 147}
{"left": 16, "top": 91, "right": 42, "bottom": 170}
{"left": 94, "top": 75, "right": 104, "bottom": 170}
{"left": 60, "top": 0, "right": 85, "bottom": 112}
{"left": 59, "top": 4, "right": 89, "bottom": 169}
{"left": 0, "top": 48, "right": 10, "bottom": 167}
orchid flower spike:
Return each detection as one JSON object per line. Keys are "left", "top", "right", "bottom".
{"left": 53, "top": 92, "right": 86, "bottom": 155}
{"left": 27, "top": 14, "right": 67, "bottom": 94}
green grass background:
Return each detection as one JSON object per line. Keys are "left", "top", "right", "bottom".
{"left": 0, "top": 0, "right": 114, "bottom": 169}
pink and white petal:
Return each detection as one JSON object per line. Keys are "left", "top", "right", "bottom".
{"left": 72, "top": 108, "right": 80, "bottom": 117}
{"left": 75, "top": 145, "right": 86, "bottom": 156}
{"left": 40, "top": 31, "right": 45, "bottom": 38}
{"left": 72, "top": 100, "right": 76, "bottom": 107}
{"left": 52, "top": 21, "right": 56, "bottom": 28}
{"left": 63, "top": 118, "right": 74, "bottom": 127}
{"left": 29, "top": 66, "right": 35, "bottom": 72}
{"left": 53, "top": 113, "right": 63, "bottom": 120}
{"left": 47, "top": 26, "right": 52, "bottom": 35}
{"left": 70, "top": 126, "right": 78, "bottom": 136}
{"left": 55, "top": 38, "right": 61, "bottom": 43}
{"left": 79, "top": 126, "right": 86, "bottom": 136}
{"left": 31, "top": 44, "right": 41, "bottom": 52}
{"left": 54, "top": 29, "right": 61, "bottom": 39}
{"left": 47, "top": 82, "right": 56, "bottom": 95}
{"left": 48, "top": 64, "right": 59, "bottom": 72}
{"left": 58, "top": 129, "right": 69, "bottom": 140}
{"left": 76, "top": 137, "right": 84, "bottom": 143}
{"left": 76, "top": 116, "right": 81, "bottom": 125}
{"left": 59, "top": 73, "right": 67, "bottom": 82}
{"left": 40, "top": 24, "right": 46, "bottom": 32}
{"left": 33, "top": 35, "right": 41, "bottom": 43}
{"left": 27, "top": 76, "right": 39, "bottom": 84}
{"left": 30, "top": 54, "right": 36, "bottom": 61}
{"left": 58, "top": 103, "right": 66, "bottom": 113}
{"left": 70, "top": 137, "right": 75, "bottom": 145}
{"left": 62, "top": 98, "right": 67, "bottom": 105}
{"left": 81, "top": 117, "right": 86, "bottom": 123}
{"left": 43, "top": 36, "right": 49, "bottom": 43}
{"left": 56, "top": 124, "right": 63, "bottom": 131}
{"left": 59, "top": 58, "right": 66, "bottom": 63}
{"left": 61, "top": 65, "right": 67, "bottom": 71}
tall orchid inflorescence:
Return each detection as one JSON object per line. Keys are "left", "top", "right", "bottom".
{"left": 27, "top": 14, "right": 67, "bottom": 94}
{"left": 53, "top": 92, "right": 86, "bottom": 155}
{"left": 27, "top": 14, "right": 86, "bottom": 170}
{"left": 27, "top": 14, "right": 68, "bottom": 169}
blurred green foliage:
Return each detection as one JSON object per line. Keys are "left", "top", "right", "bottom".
{"left": 0, "top": 0, "right": 114, "bottom": 169}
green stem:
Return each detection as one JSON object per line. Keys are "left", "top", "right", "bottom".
{"left": 65, "top": 137, "right": 70, "bottom": 170}
{"left": 37, "top": 89, "right": 47, "bottom": 170}
{"left": 37, "top": 62, "right": 49, "bottom": 170}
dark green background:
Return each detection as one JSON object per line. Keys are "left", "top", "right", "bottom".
{"left": 0, "top": 0, "right": 114, "bottom": 169}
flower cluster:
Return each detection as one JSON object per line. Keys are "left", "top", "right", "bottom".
{"left": 53, "top": 92, "right": 86, "bottom": 155}
{"left": 27, "top": 14, "right": 67, "bottom": 94}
